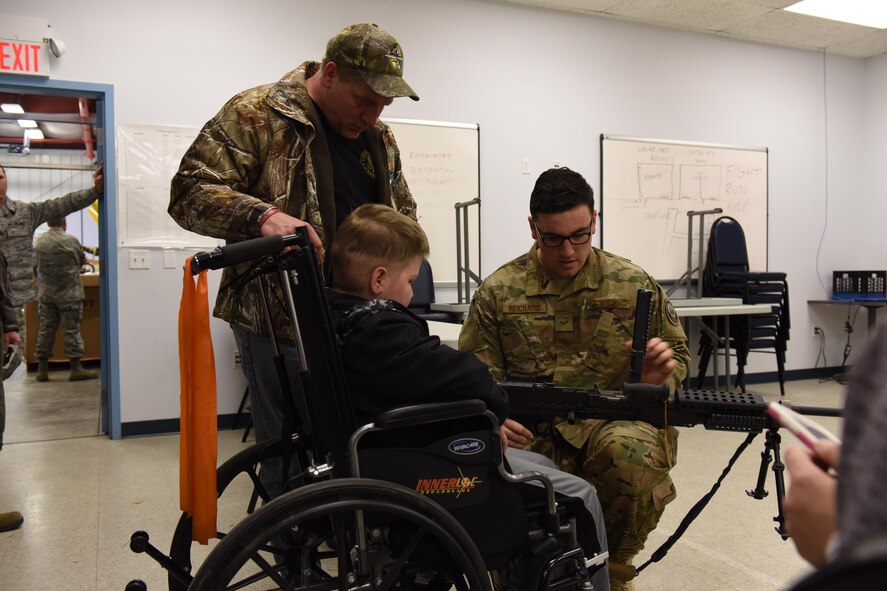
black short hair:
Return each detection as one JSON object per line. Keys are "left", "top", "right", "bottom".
{"left": 529, "top": 167, "right": 594, "bottom": 218}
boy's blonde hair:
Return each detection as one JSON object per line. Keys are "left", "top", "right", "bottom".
{"left": 331, "top": 204, "right": 430, "bottom": 292}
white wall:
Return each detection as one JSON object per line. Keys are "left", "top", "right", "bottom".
{"left": 7, "top": 0, "right": 885, "bottom": 427}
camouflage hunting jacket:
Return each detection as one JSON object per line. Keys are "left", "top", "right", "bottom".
{"left": 459, "top": 245, "right": 690, "bottom": 447}
{"left": 0, "top": 187, "right": 98, "bottom": 306}
{"left": 34, "top": 227, "right": 85, "bottom": 304}
{"left": 169, "top": 61, "right": 416, "bottom": 336}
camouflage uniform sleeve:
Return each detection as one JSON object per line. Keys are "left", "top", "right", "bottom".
{"left": 29, "top": 187, "right": 99, "bottom": 230}
{"left": 650, "top": 282, "right": 690, "bottom": 391}
{"left": 381, "top": 124, "right": 417, "bottom": 221}
{"left": 169, "top": 99, "right": 279, "bottom": 241}
{"left": 458, "top": 285, "right": 506, "bottom": 381}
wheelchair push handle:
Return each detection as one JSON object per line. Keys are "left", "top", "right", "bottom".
{"left": 190, "top": 231, "right": 308, "bottom": 274}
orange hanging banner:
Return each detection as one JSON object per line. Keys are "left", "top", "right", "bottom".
{"left": 178, "top": 256, "right": 218, "bottom": 544}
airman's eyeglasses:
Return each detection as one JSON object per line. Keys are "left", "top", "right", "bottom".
{"left": 533, "top": 221, "right": 593, "bottom": 248}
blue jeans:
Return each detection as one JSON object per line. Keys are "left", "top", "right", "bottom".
{"left": 232, "top": 325, "right": 304, "bottom": 499}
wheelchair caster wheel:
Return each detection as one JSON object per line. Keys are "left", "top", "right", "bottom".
{"left": 130, "top": 531, "right": 150, "bottom": 553}
{"left": 125, "top": 580, "right": 148, "bottom": 591}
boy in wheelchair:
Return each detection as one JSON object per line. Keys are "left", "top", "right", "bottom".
{"left": 328, "top": 204, "right": 610, "bottom": 590}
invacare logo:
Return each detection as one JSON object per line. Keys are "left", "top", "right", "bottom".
{"left": 448, "top": 438, "right": 485, "bottom": 455}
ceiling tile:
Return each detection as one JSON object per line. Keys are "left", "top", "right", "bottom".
{"left": 826, "top": 28, "right": 887, "bottom": 60}
{"left": 484, "top": 0, "right": 887, "bottom": 57}
{"left": 604, "top": 0, "right": 773, "bottom": 32}
{"left": 725, "top": 10, "right": 874, "bottom": 51}
{"left": 729, "top": 0, "right": 796, "bottom": 8}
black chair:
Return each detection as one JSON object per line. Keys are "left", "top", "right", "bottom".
{"left": 697, "top": 216, "right": 790, "bottom": 395}
{"left": 409, "top": 258, "right": 462, "bottom": 323}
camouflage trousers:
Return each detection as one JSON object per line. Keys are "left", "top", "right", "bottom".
{"left": 528, "top": 419, "right": 679, "bottom": 566}
{"left": 1, "top": 307, "right": 25, "bottom": 380}
{"left": 36, "top": 301, "right": 85, "bottom": 359}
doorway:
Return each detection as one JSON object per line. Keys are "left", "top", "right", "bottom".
{"left": 0, "top": 75, "right": 119, "bottom": 441}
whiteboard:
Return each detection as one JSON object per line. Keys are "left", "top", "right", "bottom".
{"left": 600, "top": 135, "right": 768, "bottom": 281}
{"left": 385, "top": 118, "right": 480, "bottom": 285}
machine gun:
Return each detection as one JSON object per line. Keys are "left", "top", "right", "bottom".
{"left": 502, "top": 289, "right": 842, "bottom": 575}
{"left": 503, "top": 379, "right": 842, "bottom": 577}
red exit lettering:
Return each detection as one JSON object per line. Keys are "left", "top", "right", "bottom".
{"left": 0, "top": 41, "right": 42, "bottom": 74}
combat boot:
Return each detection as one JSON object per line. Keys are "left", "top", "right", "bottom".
{"left": 35, "top": 358, "right": 49, "bottom": 382}
{"left": 69, "top": 358, "right": 98, "bottom": 381}
{"left": 0, "top": 511, "right": 24, "bottom": 532}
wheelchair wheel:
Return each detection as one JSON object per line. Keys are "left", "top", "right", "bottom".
{"left": 168, "top": 437, "right": 295, "bottom": 591}
{"left": 190, "top": 478, "right": 494, "bottom": 591}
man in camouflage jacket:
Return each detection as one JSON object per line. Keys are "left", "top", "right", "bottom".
{"left": 168, "top": 24, "right": 418, "bottom": 497}
{"left": 33, "top": 217, "right": 97, "bottom": 382}
{"left": 459, "top": 167, "right": 690, "bottom": 591}
{"left": 0, "top": 163, "right": 103, "bottom": 378}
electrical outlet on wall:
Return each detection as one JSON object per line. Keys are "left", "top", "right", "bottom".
{"left": 812, "top": 326, "right": 821, "bottom": 337}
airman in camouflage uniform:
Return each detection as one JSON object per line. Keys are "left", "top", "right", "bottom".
{"left": 460, "top": 168, "right": 690, "bottom": 591}
{"left": 169, "top": 24, "right": 418, "bottom": 498}
{"left": 0, "top": 163, "right": 103, "bottom": 378}
{"left": 33, "top": 218, "right": 97, "bottom": 382}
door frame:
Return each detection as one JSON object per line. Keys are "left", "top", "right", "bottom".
{"left": 0, "top": 74, "right": 120, "bottom": 438}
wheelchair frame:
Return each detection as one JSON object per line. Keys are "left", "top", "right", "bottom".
{"left": 127, "top": 228, "right": 604, "bottom": 591}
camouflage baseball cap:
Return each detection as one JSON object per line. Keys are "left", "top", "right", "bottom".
{"left": 325, "top": 23, "right": 419, "bottom": 101}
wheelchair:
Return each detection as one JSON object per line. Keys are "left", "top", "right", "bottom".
{"left": 127, "top": 228, "right": 606, "bottom": 591}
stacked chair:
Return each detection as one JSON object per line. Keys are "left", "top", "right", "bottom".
{"left": 408, "top": 258, "right": 463, "bottom": 323}
{"left": 696, "top": 216, "right": 790, "bottom": 396}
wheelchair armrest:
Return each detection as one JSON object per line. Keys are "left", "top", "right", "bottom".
{"left": 374, "top": 399, "right": 489, "bottom": 430}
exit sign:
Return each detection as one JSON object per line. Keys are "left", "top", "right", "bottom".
{"left": 0, "top": 38, "right": 49, "bottom": 77}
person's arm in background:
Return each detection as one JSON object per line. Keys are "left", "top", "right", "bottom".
{"left": 73, "top": 235, "right": 86, "bottom": 267}
{"left": 784, "top": 440, "right": 840, "bottom": 567}
{"left": 30, "top": 163, "right": 103, "bottom": 231}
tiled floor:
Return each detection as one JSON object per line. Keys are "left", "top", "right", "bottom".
{"left": 0, "top": 377, "right": 845, "bottom": 590}
{"left": 3, "top": 365, "right": 101, "bottom": 444}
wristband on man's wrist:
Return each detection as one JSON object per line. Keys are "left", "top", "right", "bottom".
{"left": 259, "top": 207, "right": 281, "bottom": 227}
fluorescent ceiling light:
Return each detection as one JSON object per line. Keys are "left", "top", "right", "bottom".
{"left": 785, "top": 0, "right": 887, "bottom": 29}
{"left": 24, "top": 129, "right": 44, "bottom": 140}
{"left": 17, "top": 119, "right": 38, "bottom": 128}
{"left": 1, "top": 103, "right": 24, "bottom": 114}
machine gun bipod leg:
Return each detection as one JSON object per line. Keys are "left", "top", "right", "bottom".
{"left": 745, "top": 426, "right": 788, "bottom": 539}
